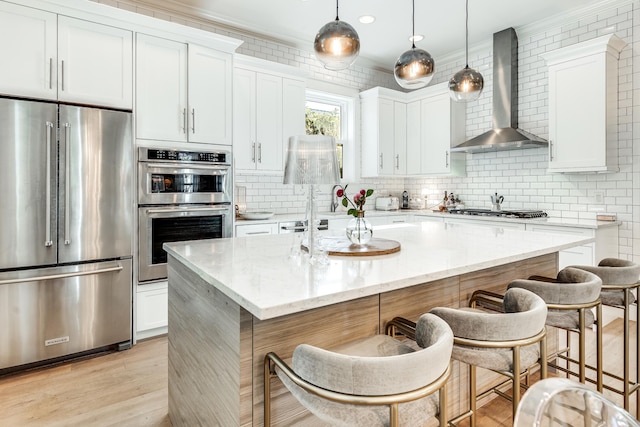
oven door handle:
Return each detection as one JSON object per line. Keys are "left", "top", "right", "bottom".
{"left": 144, "top": 162, "right": 230, "bottom": 171}
{"left": 145, "top": 207, "right": 230, "bottom": 214}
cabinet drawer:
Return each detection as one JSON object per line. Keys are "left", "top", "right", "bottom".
{"left": 136, "top": 282, "right": 168, "bottom": 333}
{"left": 236, "top": 223, "right": 277, "bottom": 236}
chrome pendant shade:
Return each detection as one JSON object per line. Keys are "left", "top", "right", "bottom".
{"left": 314, "top": 0, "right": 360, "bottom": 71}
{"left": 394, "top": 48, "right": 435, "bottom": 89}
{"left": 449, "top": 0, "right": 484, "bottom": 101}
{"left": 394, "top": 0, "right": 434, "bottom": 90}
{"left": 449, "top": 66, "right": 484, "bottom": 101}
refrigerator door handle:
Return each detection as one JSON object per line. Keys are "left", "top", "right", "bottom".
{"left": 63, "top": 122, "right": 71, "bottom": 245}
{"left": 0, "top": 264, "right": 124, "bottom": 286}
{"left": 45, "top": 121, "right": 54, "bottom": 247}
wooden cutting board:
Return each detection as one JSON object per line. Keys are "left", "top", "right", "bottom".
{"left": 303, "top": 237, "right": 401, "bottom": 256}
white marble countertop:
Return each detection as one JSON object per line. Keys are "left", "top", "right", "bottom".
{"left": 165, "top": 221, "right": 594, "bottom": 321}
{"left": 235, "top": 209, "right": 619, "bottom": 229}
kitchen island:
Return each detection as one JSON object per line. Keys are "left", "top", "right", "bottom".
{"left": 165, "top": 221, "right": 594, "bottom": 426}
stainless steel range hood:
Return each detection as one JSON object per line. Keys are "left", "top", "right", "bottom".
{"left": 451, "top": 28, "right": 547, "bottom": 153}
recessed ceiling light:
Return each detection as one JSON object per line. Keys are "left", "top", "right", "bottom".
{"left": 409, "top": 34, "right": 424, "bottom": 42}
{"left": 359, "top": 15, "right": 375, "bottom": 24}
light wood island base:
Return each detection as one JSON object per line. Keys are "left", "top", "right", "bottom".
{"left": 168, "top": 252, "right": 558, "bottom": 426}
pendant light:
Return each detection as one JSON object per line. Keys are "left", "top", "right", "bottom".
{"left": 314, "top": 0, "right": 360, "bottom": 71}
{"left": 394, "top": 0, "right": 434, "bottom": 90}
{"left": 449, "top": 0, "right": 484, "bottom": 102}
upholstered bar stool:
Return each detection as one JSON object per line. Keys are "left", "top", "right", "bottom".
{"left": 508, "top": 267, "right": 603, "bottom": 392}
{"left": 264, "top": 313, "right": 453, "bottom": 427}
{"left": 426, "top": 288, "right": 548, "bottom": 426}
{"left": 570, "top": 258, "right": 640, "bottom": 415}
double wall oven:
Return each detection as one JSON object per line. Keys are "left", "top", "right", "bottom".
{"left": 138, "top": 148, "right": 233, "bottom": 283}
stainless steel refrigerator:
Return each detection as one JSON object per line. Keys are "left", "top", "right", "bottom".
{"left": 0, "top": 98, "right": 133, "bottom": 371}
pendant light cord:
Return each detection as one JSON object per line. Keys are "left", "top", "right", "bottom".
{"left": 411, "top": 0, "right": 416, "bottom": 49}
{"left": 335, "top": 0, "right": 339, "bottom": 20}
{"left": 465, "top": 0, "right": 469, "bottom": 67}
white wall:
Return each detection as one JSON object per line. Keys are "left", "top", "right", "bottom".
{"left": 95, "top": 0, "right": 638, "bottom": 263}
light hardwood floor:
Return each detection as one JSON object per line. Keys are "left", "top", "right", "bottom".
{"left": 0, "top": 317, "right": 635, "bottom": 426}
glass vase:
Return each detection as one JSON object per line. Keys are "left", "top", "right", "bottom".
{"left": 346, "top": 210, "right": 373, "bottom": 245}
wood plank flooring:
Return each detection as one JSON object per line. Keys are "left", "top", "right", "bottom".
{"left": 0, "top": 317, "right": 635, "bottom": 426}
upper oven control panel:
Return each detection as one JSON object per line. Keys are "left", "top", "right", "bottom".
{"left": 139, "top": 148, "right": 230, "bottom": 165}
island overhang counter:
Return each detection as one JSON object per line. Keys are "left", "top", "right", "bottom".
{"left": 164, "top": 221, "right": 594, "bottom": 426}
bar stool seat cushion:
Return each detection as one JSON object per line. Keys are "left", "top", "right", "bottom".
{"left": 508, "top": 268, "right": 602, "bottom": 330}
{"left": 571, "top": 258, "right": 640, "bottom": 307}
{"left": 430, "top": 289, "right": 547, "bottom": 373}
{"left": 276, "top": 313, "right": 453, "bottom": 427}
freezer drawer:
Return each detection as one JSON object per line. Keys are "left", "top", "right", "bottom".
{"left": 0, "top": 259, "right": 132, "bottom": 370}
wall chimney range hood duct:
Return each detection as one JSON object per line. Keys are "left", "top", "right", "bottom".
{"left": 451, "top": 28, "right": 547, "bottom": 153}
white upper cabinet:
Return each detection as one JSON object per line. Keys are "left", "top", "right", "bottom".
{"left": 136, "top": 33, "right": 232, "bottom": 145}
{"left": 233, "top": 56, "right": 306, "bottom": 172}
{"left": 418, "top": 87, "right": 466, "bottom": 176}
{"left": 0, "top": 2, "right": 132, "bottom": 109}
{"left": 58, "top": 16, "right": 133, "bottom": 109}
{"left": 136, "top": 34, "right": 187, "bottom": 142}
{"left": 360, "top": 87, "right": 405, "bottom": 177}
{"left": 542, "top": 34, "right": 626, "bottom": 173}
{"left": 188, "top": 44, "right": 232, "bottom": 145}
{"left": 361, "top": 83, "right": 465, "bottom": 177}
{"left": 0, "top": 2, "right": 56, "bottom": 100}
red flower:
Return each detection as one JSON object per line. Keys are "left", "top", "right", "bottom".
{"left": 335, "top": 185, "right": 374, "bottom": 218}
{"left": 336, "top": 188, "right": 344, "bottom": 197}
{"left": 353, "top": 194, "right": 361, "bottom": 203}
{"left": 360, "top": 189, "right": 366, "bottom": 195}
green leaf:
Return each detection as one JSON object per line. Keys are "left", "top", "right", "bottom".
{"left": 366, "top": 189, "right": 374, "bottom": 197}
{"left": 342, "top": 198, "right": 348, "bottom": 207}
{"left": 348, "top": 208, "right": 357, "bottom": 217}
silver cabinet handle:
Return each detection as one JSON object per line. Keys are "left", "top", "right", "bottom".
{"left": 63, "top": 123, "right": 71, "bottom": 245}
{"left": 191, "top": 108, "right": 195, "bottom": 133}
{"left": 0, "top": 265, "right": 123, "bottom": 286}
{"left": 258, "top": 143, "right": 262, "bottom": 163}
{"left": 246, "top": 231, "right": 271, "bottom": 235}
{"left": 396, "top": 154, "right": 400, "bottom": 170}
{"left": 379, "top": 153, "right": 383, "bottom": 169}
{"left": 251, "top": 142, "right": 256, "bottom": 163}
{"left": 61, "top": 60, "right": 65, "bottom": 91}
{"left": 182, "top": 108, "right": 187, "bottom": 134}
{"left": 45, "top": 121, "right": 54, "bottom": 247}
{"left": 49, "top": 58, "right": 53, "bottom": 90}
{"left": 549, "top": 140, "right": 554, "bottom": 161}
{"left": 445, "top": 151, "right": 449, "bottom": 168}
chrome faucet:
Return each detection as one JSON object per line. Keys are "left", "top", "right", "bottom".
{"left": 331, "top": 184, "right": 341, "bottom": 212}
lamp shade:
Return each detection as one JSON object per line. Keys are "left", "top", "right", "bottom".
{"left": 394, "top": 48, "right": 435, "bottom": 89}
{"left": 449, "top": 66, "right": 484, "bottom": 101}
{"left": 314, "top": 19, "right": 360, "bottom": 70}
{"left": 283, "top": 135, "right": 340, "bottom": 185}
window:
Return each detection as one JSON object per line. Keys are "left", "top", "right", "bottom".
{"left": 305, "top": 90, "right": 352, "bottom": 180}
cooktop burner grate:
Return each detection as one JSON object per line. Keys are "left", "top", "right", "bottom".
{"left": 449, "top": 209, "right": 547, "bottom": 219}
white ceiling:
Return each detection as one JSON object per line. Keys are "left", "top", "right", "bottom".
{"left": 151, "top": 0, "right": 612, "bottom": 70}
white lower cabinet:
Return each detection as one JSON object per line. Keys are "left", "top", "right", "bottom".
{"left": 136, "top": 281, "right": 168, "bottom": 340}
{"left": 235, "top": 222, "right": 278, "bottom": 237}
{"left": 525, "top": 223, "right": 618, "bottom": 269}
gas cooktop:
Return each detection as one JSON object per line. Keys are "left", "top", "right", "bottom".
{"left": 449, "top": 209, "right": 547, "bottom": 219}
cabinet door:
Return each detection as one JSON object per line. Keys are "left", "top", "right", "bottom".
{"left": 255, "top": 73, "right": 283, "bottom": 171}
{"left": 58, "top": 17, "right": 132, "bottom": 109}
{"left": 394, "top": 102, "right": 407, "bottom": 175}
{"left": 406, "top": 100, "right": 421, "bottom": 175}
{"left": 136, "top": 34, "right": 188, "bottom": 142}
{"left": 282, "top": 77, "right": 306, "bottom": 155}
{"left": 233, "top": 68, "right": 257, "bottom": 170}
{"left": 0, "top": 2, "right": 56, "bottom": 100}
{"left": 188, "top": 44, "right": 232, "bottom": 145}
{"left": 378, "top": 98, "right": 395, "bottom": 175}
{"left": 548, "top": 55, "right": 607, "bottom": 171}
{"left": 421, "top": 94, "right": 450, "bottom": 174}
